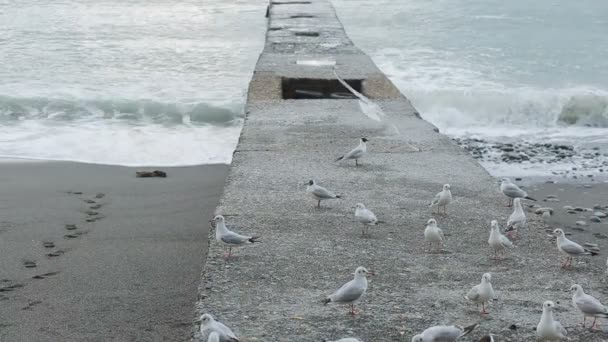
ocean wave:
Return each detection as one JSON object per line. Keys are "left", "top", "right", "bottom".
{"left": 0, "top": 96, "right": 242, "bottom": 125}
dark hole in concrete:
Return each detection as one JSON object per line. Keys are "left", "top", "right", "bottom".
{"left": 269, "top": 27, "right": 283, "bottom": 31}
{"left": 282, "top": 78, "right": 363, "bottom": 100}
{"left": 294, "top": 31, "right": 319, "bottom": 37}
{"left": 290, "top": 14, "right": 315, "bottom": 18}
{"left": 272, "top": 1, "right": 312, "bottom": 4}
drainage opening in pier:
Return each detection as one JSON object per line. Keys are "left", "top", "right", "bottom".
{"left": 294, "top": 31, "right": 319, "bottom": 37}
{"left": 282, "top": 78, "right": 363, "bottom": 99}
{"left": 290, "top": 14, "right": 315, "bottom": 18}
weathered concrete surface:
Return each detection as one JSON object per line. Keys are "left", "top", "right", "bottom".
{"left": 193, "top": 1, "right": 607, "bottom": 341}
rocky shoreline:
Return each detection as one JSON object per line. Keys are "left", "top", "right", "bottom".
{"left": 454, "top": 137, "right": 608, "bottom": 181}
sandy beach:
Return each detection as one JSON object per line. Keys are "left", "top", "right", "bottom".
{"left": 0, "top": 161, "right": 227, "bottom": 342}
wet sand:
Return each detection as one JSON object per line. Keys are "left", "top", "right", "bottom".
{"left": 524, "top": 181, "right": 608, "bottom": 269}
{"left": 0, "top": 162, "right": 228, "bottom": 342}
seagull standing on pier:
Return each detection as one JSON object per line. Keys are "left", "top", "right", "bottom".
{"left": 464, "top": 273, "right": 494, "bottom": 314}
{"left": 306, "top": 180, "right": 342, "bottom": 208}
{"left": 336, "top": 138, "right": 368, "bottom": 166}
{"left": 553, "top": 228, "right": 594, "bottom": 268}
{"left": 500, "top": 178, "right": 536, "bottom": 206}
{"left": 424, "top": 218, "right": 445, "bottom": 252}
{"left": 354, "top": 203, "right": 378, "bottom": 236}
{"left": 505, "top": 198, "right": 526, "bottom": 239}
{"left": 430, "top": 184, "right": 452, "bottom": 215}
{"left": 210, "top": 215, "right": 259, "bottom": 258}
{"left": 198, "top": 314, "right": 239, "bottom": 342}
{"left": 570, "top": 284, "right": 608, "bottom": 328}
{"left": 488, "top": 220, "right": 513, "bottom": 260}
{"left": 536, "top": 301, "right": 567, "bottom": 341}
{"left": 324, "top": 266, "right": 373, "bottom": 315}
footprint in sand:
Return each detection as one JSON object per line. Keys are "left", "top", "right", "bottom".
{"left": 90, "top": 204, "right": 103, "bottom": 210}
{"left": 32, "top": 272, "right": 60, "bottom": 280}
{"left": 65, "top": 224, "right": 77, "bottom": 230}
{"left": 46, "top": 249, "right": 66, "bottom": 258}
{"left": 42, "top": 241, "right": 55, "bottom": 249}
{"left": 86, "top": 210, "right": 99, "bottom": 216}
{"left": 95, "top": 193, "right": 105, "bottom": 199}
{"left": 0, "top": 283, "right": 24, "bottom": 293}
{"left": 64, "top": 231, "right": 88, "bottom": 239}
{"left": 22, "top": 260, "right": 37, "bottom": 268}
{"left": 22, "top": 300, "right": 43, "bottom": 310}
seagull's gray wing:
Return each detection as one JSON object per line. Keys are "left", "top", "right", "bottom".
{"left": 357, "top": 209, "right": 377, "bottom": 224}
{"left": 576, "top": 295, "right": 608, "bottom": 315}
{"left": 312, "top": 186, "right": 337, "bottom": 199}
{"left": 553, "top": 320, "right": 567, "bottom": 338}
{"left": 431, "top": 192, "right": 441, "bottom": 206}
{"left": 331, "top": 280, "right": 364, "bottom": 303}
{"left": 220, "top": 231, "right": 250, "bottom": 245}
{"left": 502, "top": 183, "right": 526, "bottom": 198}
{"left": 344, "top": 146, "right": 364, "bottom": 160}
{"left": 560, "top": 239, "right": 586, "bottom": 255}
{"left": 466, "top": 285, "right": 480, "bottom": 301}
{"left": 216, "top": 322, "right": 239, "bottom": 341}
{"left": 499, "top": 235, "right": 513, "bottom": 248}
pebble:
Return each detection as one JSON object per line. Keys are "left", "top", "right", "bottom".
{"left": 576, "top": 221, "right": 587, "bottom": 226}
{"left": 546, "top": 195, "right": 558, "bottom": 199}
{"left": 546, "top": 198, "right": 560, "bottom": 202}
{"left": 594, "top": 204, "right": 604, "bottom": 209}
{"left": 563, "top": 205, "right": 574, "bottom": 210}
{"left": 595, "top": 212, "right": 607, "bottom": 218}
{"left": 535, "top": 208, "right": 554, "bottom": 215}
{"left": 590, "top": 216, "right": 602, "bottom": 223}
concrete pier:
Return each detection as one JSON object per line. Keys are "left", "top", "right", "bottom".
{"left": 194, "top": 1, "right": 605, "bottom": 341}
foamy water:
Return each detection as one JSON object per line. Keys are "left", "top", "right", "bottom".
{"left": 0, "top": 0, "right": 267, "bottom": 165}
{"left": 333, "top": 1, "right": 608, "bottom": 149}
{"left": 2, "top": 0, "right": 608, "bottom": 171}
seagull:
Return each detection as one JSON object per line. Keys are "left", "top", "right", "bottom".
{"left": 411, "top": 323, "right": 478, "bottom": 342}
{"left": 488, "top": 220, "right": 513, "bottom": 260}
{"left": 479, "top": 335, "right": 494, "bottom": 342}
{"left": 505, "top": 198, "right": 526, "bottom": 239}
{"left": 336, "top": 138, "right": 368, "bottom": 166}
{"left": 553, "top": 228, "right": 594, "bottom": 268}
{"left": 198, "top": 314, "right": 239, "bottom": 342}
{"left": 464, "top": 273, "right": 494, "bottom": 314}
{"left": 354, "top": 203, "right": 378, "bottom": 236}
{"left": 322, "top": 339, "right": 362, "bottom": 342}
{"left": 208, "top": 332, "right": 220, "bottom": 342}
{"left": 570, "top": 284, "right": 608, "bottom": 329}
{"left": 430, "top": 184, "right": 452, "bottom": 215}
{"left": 306, "top": 180, "right": 342, "bottom": 208}
{"left": 424, "top": 218, "right": 445, "bottom": 253}
{"left": 210, "top": 215, "right": 259, "bottom": 258}
{"left": 324, "top": 266, "right": 373, "bottom": 315}
{"left": 536, "top": 301, "right": 567, "bottom": 341}
{"left": 500, "top": 178, "right": 536, "bottom": 207}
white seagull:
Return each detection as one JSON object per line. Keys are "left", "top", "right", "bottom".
{"left": 207, "top": 332, "right": 220, "bottom": 342}
{"left": 210, "top": 215, "right": 259, "bottom": 258}
{"left": 324, "top": 266, "right": 373, "bottom": 315}
{"left": 464, "top": 273, "right": 494, "bottom": 314}
{"left": 505, "top": 198, "right": 526, "bottom": 239}
{"left": 430, "top": 184, "right": 452, "bottom": 215}
{"left": 411, "top": 323, "right": 478, "bottom": 342}
{"left": 198, "top": 314, "right": 239, "bottom": 342}
{"left": 424, "top": 218, "right": 445, "bottom": 253}
{"left": 570, "top": 284, "right": 608, "bottom": 329}
{"left": 336, "top": 137, "right": 368, "bottom": 166}
{"left": 536, "top": 301, "right": 567, "bottom": 341}
{"left": 354, "top": 203, "right": 378, "bottom": 236}
{"left": 488, "top": 220, "right": 513, "bottom": 260}
{"left": 306, "top": 179, "right": 342, "bottom": 208}
{"left": 553, "top": 228, "right": 594, "bottom": 268}
{"left": 500, "top": 177, "right": 536, "bottom": 206}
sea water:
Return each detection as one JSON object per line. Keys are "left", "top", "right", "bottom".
{"left": 2, "top": 0, "right": 607, "bottom": 175}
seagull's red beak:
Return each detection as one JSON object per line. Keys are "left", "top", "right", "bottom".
{"left": 367, "top": 271, "right": 376, "bottom": 277}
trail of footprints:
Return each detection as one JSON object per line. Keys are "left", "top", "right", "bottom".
{"left": 1, "top": 192, "right": 108, "bottom": 302}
